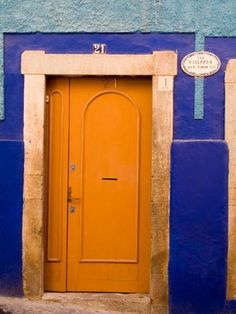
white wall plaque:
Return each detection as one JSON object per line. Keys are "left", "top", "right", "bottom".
{"left": 181, "top": 51, "right": 221, "bottom": 77}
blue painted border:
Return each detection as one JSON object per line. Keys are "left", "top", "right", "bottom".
{"left": 5, "top": 32, "right": 234, "bottom": 140}
{"left": 4, "top": 32, "right": 196, "bottom": 140}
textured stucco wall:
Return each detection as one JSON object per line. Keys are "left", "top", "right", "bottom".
{"left": 2, "top": 0, "right": 236, "bottom": 34}
{"left": 1, "top": 0, "right": 236, "bottom": 119}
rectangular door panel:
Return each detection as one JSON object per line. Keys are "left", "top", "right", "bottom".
{"left": 81, "top": 91, "right": 140, "bottom": 263}
{"left": 44, "top": 77, "right": 69, "bottom": 291}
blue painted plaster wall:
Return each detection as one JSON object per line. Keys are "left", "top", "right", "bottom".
{"left": 0, "top": 141, "right": 23, "bottom": 296}
{"left": 170, "top": 141, "right": 228, "bottom": 314}
{"left": 1, "top": 1, "right": 236, "bottom": 313}
{"left": 1, "top": 31, "right": 230, "bottom": 314}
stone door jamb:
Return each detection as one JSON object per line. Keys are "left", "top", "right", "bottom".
{"left": 225, "top": 59, "right": 236, "bottom": 300}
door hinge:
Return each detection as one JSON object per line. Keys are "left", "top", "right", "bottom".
{"left": 46, "top": 95, "right": 50, "bottom": 103}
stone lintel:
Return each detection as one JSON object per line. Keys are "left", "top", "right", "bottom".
{"left": 21, "top": 50, "right": 177, "bottom": 77}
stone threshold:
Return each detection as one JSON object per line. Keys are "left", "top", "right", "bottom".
{"left": 42, "top": 292, "right": 151, "bottom": 313}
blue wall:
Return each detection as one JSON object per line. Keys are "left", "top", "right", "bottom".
{"left": 170, "top": 141, "right": 228, "bottom": 314}
{"left": 0, "top": 141, "right": 23, "bottom": 296}
{"left": 0, "top": 32, "right": 234, "bottom": 313}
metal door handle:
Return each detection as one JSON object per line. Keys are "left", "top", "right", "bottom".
{"left": 68, "top": 197, "right": 80, "bottom": 202}
{"left": 67, "top": 186, "right": 80, "bottom": 202}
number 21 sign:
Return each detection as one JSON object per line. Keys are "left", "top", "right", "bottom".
{"left": 93, "top": 43, "right": 107, "bottom": 54}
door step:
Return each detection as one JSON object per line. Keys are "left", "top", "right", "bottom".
{"left": 43, "top": 293, "right": 151, "bottom": 313}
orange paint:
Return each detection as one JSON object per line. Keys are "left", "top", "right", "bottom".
{"left": 45, "top": 77, "right": 151, "bottom": 292}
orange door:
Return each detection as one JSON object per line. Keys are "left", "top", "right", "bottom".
{"left": 45, "top": 76, "right": 151, "bottom": 293}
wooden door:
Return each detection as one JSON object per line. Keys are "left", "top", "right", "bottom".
{"left": 45, "top": 76, "right": 151, "bottom": 293}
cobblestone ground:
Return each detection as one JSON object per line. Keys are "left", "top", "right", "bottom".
{"left": 0, "top": 296, "right": 127, "bottom": 314}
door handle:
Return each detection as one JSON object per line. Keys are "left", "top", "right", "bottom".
{"left": 67, "top": 186, "right": 80, "bottom": 202}
{"left": 68, "top": 197, "right": 80, "bottom": 202}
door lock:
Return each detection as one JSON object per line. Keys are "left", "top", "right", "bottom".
{"left": 69, "top": 206, "right": 75, "bottom": 214}
{"left": 67, "top": 186, "right": 80, "bottom": 202}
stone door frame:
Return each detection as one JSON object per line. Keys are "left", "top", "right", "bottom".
{"left": 225, "top": 59, "right": 236, "bottom": 300}
{"left": 21, "top": 50, "right": 177, "bottom": 313}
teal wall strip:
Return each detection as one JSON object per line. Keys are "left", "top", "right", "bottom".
{"left": 194, "top": 77, "right": 204, "bottom": 119}
{"left": 194, "top": 32, "right": 205, "bottom": 120}
{"left": 195, "top": 32, "right": 205, "bottom": 51}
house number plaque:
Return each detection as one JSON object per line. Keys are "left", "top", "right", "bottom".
{"left": 93, "top": 43, "right": 107, "bottom": 54}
